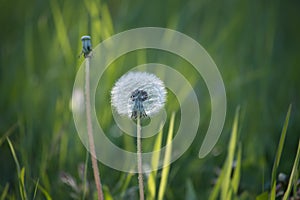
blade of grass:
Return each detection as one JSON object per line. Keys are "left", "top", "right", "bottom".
{"left": 112, "top": 173, "right": 128, "bottom": 194}
{"left": 185, "top": 179, "right": 197, "bottom": 200}
{"left": 282, "top": 139, "right": 300, "bottom": 200}
{"left": 37, "top": 184, "right": 52, "bottom": 200}
{"left": 256, "top": 192, "right": 269, "bottom": 200}
{"left": 103, "top": 185, "right": 114, "bottom": 200}
{"left": 50, "top": 0, "right": 73, "bottom": 64}
{"left": 270, "top": 104, "right": 292, "bottom": 199}
{"left": 19, "top": 168, "right": 27, "bottom": 200}
{"left": 58, "top": 129, "right": 68, "bottom": 168}
{"left": 7, "top": 137, "right": 28, "bottom": 200}
{"left": 292, "top": 168, "right": 299, "bottom": 199}
{"left": 0, "top": 183, "right": 9, "bottom": 200}
{"left": 157, "top": 112, "right": 175, "bottom": 200}
{"left": 32, "top": 178, "right": 39, "bottom": 200}
{"left": 24, "top": 22, "right": 34, "bottom": 77}
{"left": 209, "top": 107, "right": 240, "bottom": 200}
{"left": 0, "top": 122, "right": 18, "bottom": 147}
{"left": 101, "top": 4, "right": 114, "bottom": 39}
{"left": 147, "top": 124, "right": 164, "bottom": 200}
{"left": 231, "top": 143, "right": 242, "bottom": 195}
{"left": 209, "top": 164, "right": 225, "bottom": 200}
{"left": 221, "top": 107, "right": 239, "bottom": 200}
{"left": 119, "top": 174, "right": 133, "bottom": 198}
{"left": 82, "top": 150, "right": 89, "bottom": 200}
{"left": 83, "top": 0, "right": 103, "bottom": 43}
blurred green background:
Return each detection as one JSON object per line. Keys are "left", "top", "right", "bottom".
{"left": 1, "top": 0, "right": 300, "bottom": 199}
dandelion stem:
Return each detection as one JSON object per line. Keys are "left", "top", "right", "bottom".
{"left": 84, "top": 53, "right": 104, "bottom": 200}
{"left": 137, "top": 115, "right": 145, "bottom": 200}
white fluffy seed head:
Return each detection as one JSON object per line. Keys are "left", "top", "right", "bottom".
{"left": 111, "top": 72, "right": 167, "bottom": 118}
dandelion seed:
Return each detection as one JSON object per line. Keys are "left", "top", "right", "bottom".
{"left": 111, "top": 72, "right": 167, "bottom": 119}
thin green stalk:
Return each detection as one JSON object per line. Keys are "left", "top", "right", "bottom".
{"left": 137, "top": 116, "right": 145, "bottom": 200}
{"left": 0, "top": 183, "right": 9, "bottom": 200}
{"left": 85, "top": 54, "right": 104, "bottom": 200}
{"left": 6, "top": 137, "right": 28, "bottom": 200}
{"left": 282, "top": 139, "right": 300, "bottom": 200}
{"left": 158, "top": 112, "right": 175, "bottom": 200}
{"left": 147, "top": 123, "right": 163, "bottom": 200}
{"left": 0, "top": 122, "right": 18, "bottom": 147}
{"left": 82, "top": 150, "right": 89, "bottom": 200}
{"left": 33, "top": 178, "right": 39, "bottom": 200}
{"left": 270, "top": 105, "right": 292, "bottom": 199}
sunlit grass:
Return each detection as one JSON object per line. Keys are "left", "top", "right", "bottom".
{"left": 209, "top": 107, "right": 241, "bottom": 200}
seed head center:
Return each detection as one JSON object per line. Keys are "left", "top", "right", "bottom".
{"left": 130, "top": 90, "right": 148, "bottom": 102}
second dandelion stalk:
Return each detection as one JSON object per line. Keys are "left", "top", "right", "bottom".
{"left": 81, "top": 36, "right": 104, "bottom": 200}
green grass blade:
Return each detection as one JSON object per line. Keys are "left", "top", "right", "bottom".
{"left": 221, "top": 108, "right": 239, "bottom": 200}
{"left": 103, "top": 185, "right": 114, "bottom": 200}
{"left": 82, "top": 150, "right": 89, "bottom": 200}
{"left": 32, "top": 178, "right": 39, "bottom": 200}
{"left": 0, "top": 183, "right": 9, "bottom": 200}
{"left": 209, "top": 108, "right": 240, "bottom": 200}
{"left": 37, "top": 184, "right": 52, "bottom": 200}
{"left": 157, "top": 112, "right": 175, "bottom": 200}
{"left": 50, "top": 0, "right": 73, "bottom": 63}
{"left": 147, "top": 124, "right": 164, "bottom": 200}
{"left": 293, "top": 168, "right": 299, "bottom": 199}
{"left": 101, "top": 4, "right": 114, "bottom": 38}
{"left": 6, "top": 137, "right": 20, "bottom": 175}
{"left": 231, "top": 143, "right": 242, "bottom": 195}
{"left": 0, "top": 123, "right": 18, "bottom": 147}
{"left": 270, "top": 104, "right": 292, "bottom": 199}
{"left": 282, "top": 139, "right": 300, "bottom": 200}
{"left": 119, "top": 174, "right": 133, "bottom": 198}
{"left": 209, "top": 163, "right": 226, "bottom": 200}
{"left": 19, "top": 167, "right": 28, "bottom": 200}
{"left": 58, "top": 130, "right": 68, "bottom": 168}
{"left": 83, "top": 0, "right": 102, "bottom": 42}
{"left": 185, "top": 179, "right": 197, "bottom": 200}
{"left": 256, "top": 192, "right": 269, "bottom": 200}
{"left": 7, "top": 137, "right": 27, "bottom": 200}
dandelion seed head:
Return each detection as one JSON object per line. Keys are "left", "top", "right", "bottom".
{"left": 111, "top": 72, "right": 167, "bottom": 118}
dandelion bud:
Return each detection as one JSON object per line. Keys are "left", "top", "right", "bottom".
{"left": 81, "top": 35, "right": 92, "bottom": 57}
